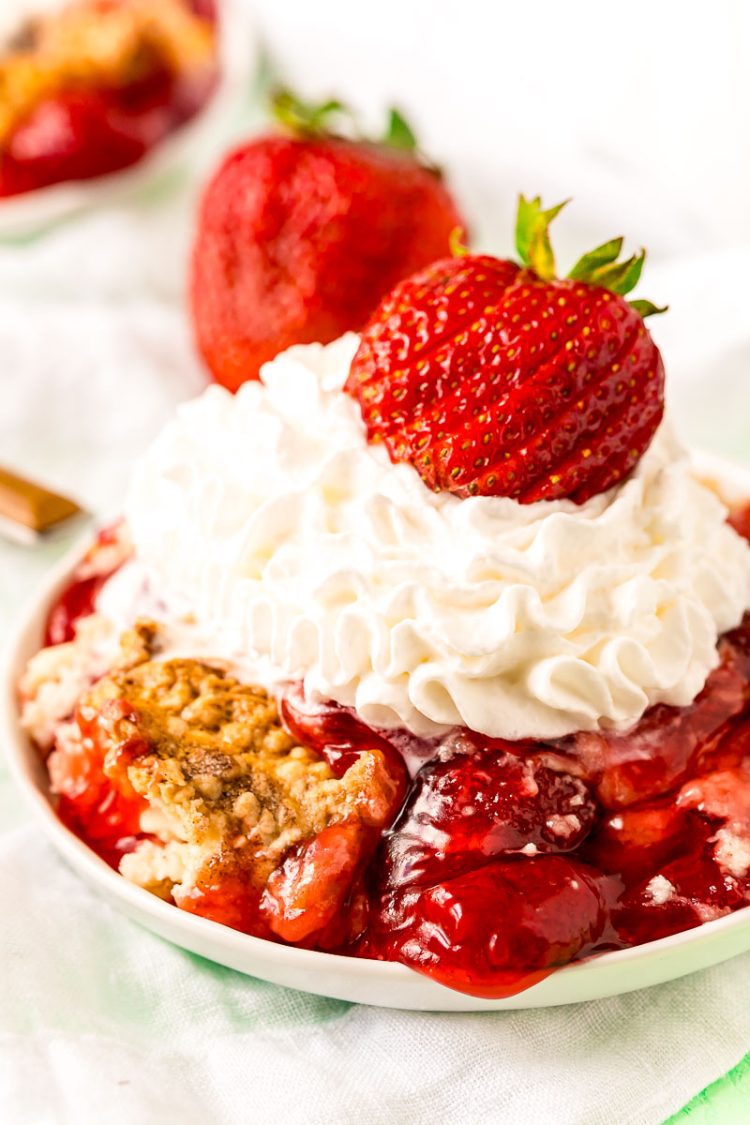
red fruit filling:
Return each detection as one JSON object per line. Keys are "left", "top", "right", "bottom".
{"left": 175, "top": 849, "right": 273, "bottom": 939}
{"left": 550, "top": 621, "right": 750, "bottom": 810}
{"left": 367, "top": 857, "right": 613, "bottom": 999}
{"left": 49, "top": 707, "right": 148, "bottom": 869}
{"left": 261, "top": 822, "right": 373, "bottom": 949}
{"left": 379, "top": 733, "right": 597, "bottom": 889}
{"left": 36, "top": 546, "right": 750, "bottom": 997}
{"left": 44, "top": 522, "right": 131, "bottom": 646}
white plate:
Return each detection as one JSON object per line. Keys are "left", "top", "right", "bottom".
{"left": 0, "top": 0, "right": 255, "bottom": 241}
{"left": 3, "top": 449, "right": 750, "bottom": 1012}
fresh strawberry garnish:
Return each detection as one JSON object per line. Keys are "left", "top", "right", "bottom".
{"left": 190, "top": 89, "right": 465, "bottom": 391}
{"left": 346, "top": 196, "right": 666, "bottom": 504}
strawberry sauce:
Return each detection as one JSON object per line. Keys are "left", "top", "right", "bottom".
{"left": 38, "top": 509, "right": 750, "bottom": 998}
{"left": 44, "top": 523, "right": 131, "bottom": 646}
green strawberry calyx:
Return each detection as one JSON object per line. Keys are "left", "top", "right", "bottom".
{"left": 271, "top": 88, "right": 356, "bottom": 140}
{"left": 515, "top": 194, "right": 667, "bottom": 318}
{"left": 271, "top": 87, "right": 435, "bottom": 164}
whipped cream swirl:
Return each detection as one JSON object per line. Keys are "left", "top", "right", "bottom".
{"left": 126, "top": 334, "right": 750, "bottom": 740}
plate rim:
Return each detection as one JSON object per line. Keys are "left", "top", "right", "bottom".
{"left": 0, "top": 0, "right": 255, "bottom": 239}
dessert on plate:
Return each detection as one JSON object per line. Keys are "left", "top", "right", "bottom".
{"left": 0, "top": 0, "right": 217, "bottom": 198}
{"left": 19, "top": 198, "right": 750, "bottom": 998}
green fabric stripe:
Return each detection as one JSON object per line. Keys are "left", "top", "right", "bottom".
{"left": 668, "top": 1050, "right": 750, "bottom": 1122}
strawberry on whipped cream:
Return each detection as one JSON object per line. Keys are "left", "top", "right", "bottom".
{"left": 122, "top": 333, "right": 750, "bottom": 741}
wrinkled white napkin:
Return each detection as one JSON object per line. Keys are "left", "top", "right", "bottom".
{"left": 3, "top": 154, "right": 750, "bottom": 1125}
{"left": 1, "top": 827, "right": 750, "bottom": 1125}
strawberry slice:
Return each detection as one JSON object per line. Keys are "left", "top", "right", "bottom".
{"left": 261, "top": 821, "right": 373, "bottom": 949}
{"left": 346, "top": 196, "right": 666, "bottom": 505}
{"left": 369, "top": 856, "right": 613, "bottom": 998}
{"left": 381, "top": 735, "right": 597, "bottom": 889}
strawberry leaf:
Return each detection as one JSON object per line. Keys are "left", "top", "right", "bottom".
{"left": 383, "top": 108, "right": 418, "bottom": 152}
{"left": 630, "top": 299, "right": 669, "bottom": 319}
{"left": 568, "top": 237, "right": 624, "bottom": 281}
{"left": 271, "top": 89, "right": 439, "bottom": 172}
{"left": 271, "top": 87, "right": 356, "bottom": 138}
{"left": 516, "top": 195, "right": 569, "bottom": 280}
{"left": 565, "top": 229, "right": 665, "bottom": 310}
{"left": 587, "top": 249, "right": 646, "bottom": 296}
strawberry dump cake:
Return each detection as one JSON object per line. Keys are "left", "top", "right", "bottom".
{"left": 19, "top": 199, "right": 750, "bottom": 997}
{"left": 0, "top": 0, "right": 217, "bottom": 198}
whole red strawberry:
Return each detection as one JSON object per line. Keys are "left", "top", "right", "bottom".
{"left": 190, "top": 90, "right": 465, "bottom": 392}
{"left": 346, "top": 197, "right": 666, "bottom": 504}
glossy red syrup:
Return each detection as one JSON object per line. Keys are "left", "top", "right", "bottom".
{"left": 44, "top": 522, "right": 131, "bottom": 645}
{"left": 38, "top": 508, "right": 750, "bottom": 997}
{"left": 42, "top": 524, "right": 140, "bottom": 866}
{"left": 51, "top": 719, "right": 148, "bottom": 871}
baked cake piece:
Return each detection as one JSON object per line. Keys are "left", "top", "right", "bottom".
{"left": 70, "top": 638, "right": 405, "bottom": 946}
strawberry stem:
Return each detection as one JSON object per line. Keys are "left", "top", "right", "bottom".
{"left": 382, "top": 108, "right": 417, "bottom": 152}
{"left": 270, "top": 88, "right": 357, "bottom": 138}
{"left": 515, "top": 194, "right": 667, "bottom": 318}
{"left": 630, "top": 298, "right": 669, "bottom": 319}
{"left": 568, "top": 237, "right": 624, "bottom": 280}
{"left": 270, "top": 88, "right": 427, "bottom": 164}
{"left": 515, "top": 195, "right": 569, "bottom": 280}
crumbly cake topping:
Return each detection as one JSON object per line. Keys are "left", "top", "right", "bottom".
{"left": 0, "top": 0, "right": 216, "bottom": 145}
{"left": 114, "top": 617, "right": 164, "bottom": 669}
{"left": 19, "top": 613, "right": 118, "bottom": 751}
{"left": 80, "top": 654, "right": 379, "bottom": 877}
{"left": 19, "top": 614, "right": 166, "bottom": 751}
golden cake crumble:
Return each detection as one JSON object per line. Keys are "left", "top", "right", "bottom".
{"left": 75, "top": 646, "right": 391, "bottom": 913}
{"left": 82, "top": 656, "right": 372, "bottom": 855}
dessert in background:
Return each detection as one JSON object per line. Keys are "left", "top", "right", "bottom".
{"left": 0, "top": 0, "right": 217, "bottom": 198}
{"left": 190, "top": 90, "right": 464, "bottom": 391}
{"left": 19, "top": 198, "right": 750, "bottom": 998}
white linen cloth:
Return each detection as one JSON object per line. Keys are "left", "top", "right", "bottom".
{"left": 4, "top": 91, "right": 750, "bottom": 1125}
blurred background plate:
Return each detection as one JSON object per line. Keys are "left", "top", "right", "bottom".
{"left": 0, "top": 0, "right": 258, "bottom": 242}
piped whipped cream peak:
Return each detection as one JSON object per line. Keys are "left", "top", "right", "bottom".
{"left": 126, "top": 334, "right": 750, "bottom": 741}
